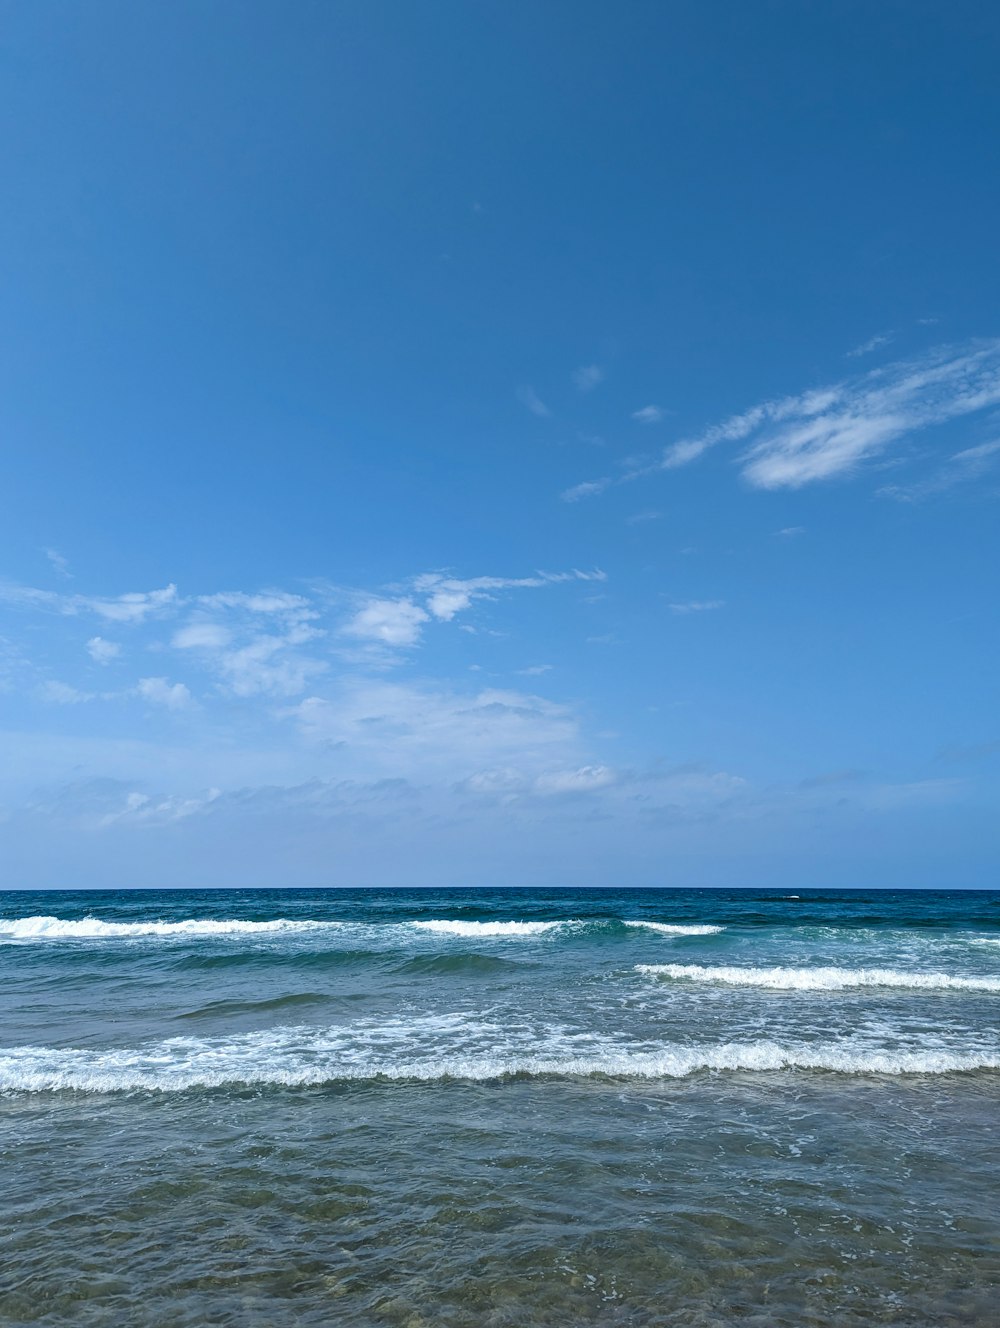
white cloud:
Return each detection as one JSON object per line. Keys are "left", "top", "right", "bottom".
{"left": 516, "top": 384, "right": 551, "bottom": 418}
{"left": 290, "top": 681, "right": 584, "bottom": 781}
{"left": 84, "top": 584, "right": 178, "bottom": 623}
{"left": 847, "top": 332, "right": 894, "bottom": 358}
{"left": 136, "top": 676, "right": 192, "bottom": 709}
{"left": 561, "top": 477, "right": 611, "bottom": 502}
{"left": 879, "top": 438, "right": 1000, "bottom": 502}
{"left": 39, "top": 680, "right": 93, "bottom": 704}
{"left": 197, "top": 591, "right": 313, "bottom": 617}
{"left": 667, "top": 600, "right": 724, "bottom": 614}
{"left": 344, "top": 597, "right": 429, "bottom": 647}
{"left": 215, "top": 631, "right": 326, "bottom": 697}
{"left": 642, "top": 339, "right": 1000, "bottom": 490}
{"left": 626, "top": 510, "right": 662, "bottom": 524}
{"left": 86, "top": 636, "right": 121, "bottom": 664}
{"left": 0, "top": 581, "right": 179, "bottom": 622}
{"left": 99, "top": 787, "right": 222, "bottom": 827}
{"left": 774, "top": 526, "right": 806, "bottom": 537}
{"left": 631, "top": 405, "right": 665, "bottom": 424}
{"left": 44, "top": 548, "right": 72, "bottom": 579}
{"left": 173, "top": 622, "right": 233, "bottom": 649}
{"left": 572, "top": 364, "right": 604, "bottom": 392}
{"left": 413, "top": 570, "right": 604, "bottom": 625}
{"left": 533, "top": 764, "right": 616, "bottom": 795}
{"left": 517, "top": 664, "right": 552, "bottom": 676}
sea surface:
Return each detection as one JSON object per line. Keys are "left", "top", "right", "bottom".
{"left": 1, "top": 887, "right": 999, "bottom": 1326}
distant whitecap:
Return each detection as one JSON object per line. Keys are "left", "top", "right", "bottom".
{"left": 636, "top": 963, "right": 1000, "bottom": 992}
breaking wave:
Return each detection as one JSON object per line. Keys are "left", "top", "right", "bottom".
{"left": 623, "top": 921, "right": 724, "bottom": 936}
{"left": 0, "top": 915, "right": 338, "bottom": 941}
{"left": 2, "top": 1024, "right": 997, "bottom": 1094}
{"left": 636, "top": 963, "right": 1000, "bottom": 992}
{"left": 0, "top": 914, "right": 730, "bottom": 945}
{"left": 407, "top": 920, "right": 565, "bottom": 937}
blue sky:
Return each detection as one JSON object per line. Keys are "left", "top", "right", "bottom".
{"left": 1, "top": 0, "right": 998, "bottom": 889}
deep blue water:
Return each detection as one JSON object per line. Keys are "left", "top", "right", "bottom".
{"left": 2, "top": 887, "right": 999, "bottom": 1325}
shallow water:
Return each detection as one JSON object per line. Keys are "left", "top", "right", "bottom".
{"left": 1, "top": 887, "right": 999, "bottom": 1325}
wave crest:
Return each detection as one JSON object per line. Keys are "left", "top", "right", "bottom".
{"left": 636, "top": 963, "right": 1000, "bottom": 992}
{"left": 623, "top": 921, "right": 724, "bottom": 936}
{"left": 2, "top": 1027, "right": 997, "bottom": 1095}
{"left": 407, "top": 920, "right": 565, "bottom": 937}
{"left": 0, "top": 915, "right": 336, "bottom": 940}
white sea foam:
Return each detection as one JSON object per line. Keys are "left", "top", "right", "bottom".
{"left": 623, "top": 921, "right": 724, "bottom": 936}
{"left": 408, "top": 920, "right": 566, "bottom": 937}
{"left": 0, "top": 914, "right": 729, "bottom": 944}
{"left": 2, "top": 1022, "right": 997, "bottom": 1094}
{"left": 636, "top": 963, "right": 1000, "bottom": 992}
{"left": 0, "top": 915, "right": 338, "bottom": 940}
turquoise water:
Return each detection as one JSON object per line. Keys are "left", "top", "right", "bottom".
{"left": 2, "top": 887, "right": 999, "bottom": 1325}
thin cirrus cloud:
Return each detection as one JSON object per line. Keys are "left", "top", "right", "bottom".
{"left": 563, "top": 338, "right": 1000, "bottom": 498}
{"left": 515, "top": 384, "right": 551, "bottom": 418}
{"left": 631, "top": 405, "right": 665, "bottom": 424}
{"left": 0, "top": 582, "right": 179, "bottom": 622}
{"left": 878, "top": 438, "right": 1000, "bottom": 502}
{"left": 846, "top": 331, "right": 894, "bottom": 358}
{"left": 44, "top": 548, "right": 72, "bottom": 579}
{"left": 289, "top": 680, "right": 585, "bottom": 782}
{"left": 572, "top": 364, "right": 604, "bottom": 392}
{"left": 561, "top": 477, "right": 613, "bottom": 503}
{"left": 666, "top": 600, "right": 725, "bottom": 614}
{"left": 345, "top": 570, "right": 606, "bottom": 648}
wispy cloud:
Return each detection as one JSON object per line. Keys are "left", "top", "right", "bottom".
{"left": 516, "top": 384, "right": 551, "bottom": 418}
{"left": 84, "top": 585, "right": 179, "bottom": 623}
{"left": 415, "top": 570, "right": 604, "bottom": 621}
{"left": 344, "top": 570, "right": 605, "bottom": 650}
{"left": 38, "top": 680, "right": 94, "bottom": 705}
{"left": 136, "top": 677, "right": 192, "bottom": 710}
{"left": 666, "top": 600, "right": 724, "bottom": 614}
{"left": 4, "top": 569, "right": 605, "bottom": 712}
{"left": 774, "top": 526, "right": 806, "bottom": 537}
{"left": 561, "top": 477, "right": 612, "bottom": 503}
{"left": 879, "top": 438, "right": 1000, "bottom": 502}
{"left": 173, "top": 623, "right": 233, "bottom": 650}
{"left": 290, "top": 681, "right": 584, "bottom": 782}
{"left": 532, "top": 339, "right": 1000, "bottom": 502}
{"left": 215, "top": 633, "right": 327, "bottom": 698}
{"left": 847, "top": 331, "right": 894, "bottom": 358}
{"left": 197, "top": 591, "right": 313, "bottom": 616}
{"left": 631, "top": 405, "right": 665, "bottom": 424}
{"left": 86, "top": 636, "right": 121, "bottom": 664}
{"left": 572, "top": 364, "right": 604, "bottom": 393}
{"left": 344, "top": 597, "right": 429, "bottom": 648}
{"left": 647, "top": 338, "right": 1000, "bottom": 490}
{"left": 0, "top": 582, "right": 179, "bottom": 622}
{"left": 533, "top": 764, "right": 616, "bottom": 795}
{"left": 165, "top": 593, "right": 326, "bottom": 697}
{"left": 44, "top": 548, "right": 72, "bottom": 579}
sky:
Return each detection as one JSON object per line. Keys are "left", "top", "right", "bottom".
{"left": 1, "top": 0, "right": 998, "bottom": 890}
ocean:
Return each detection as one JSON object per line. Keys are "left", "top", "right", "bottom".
{"left": 1, "top": 886, "right": 998, "bottom": 1326}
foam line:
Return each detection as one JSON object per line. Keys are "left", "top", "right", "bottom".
{"left": 0, "top": 915, "right": 337, "bottom": 940}
{"left": 636, "top": 963, "right": 1000, "bottom": 992}
{"left": 623, "top": 921, "right": 724, "bottom": 936}
{"left": 407, "top": 920, "right": 565, "bottom": 937}
{"left": 2, "top": 1027, "right": 997, "bottom": 1093}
